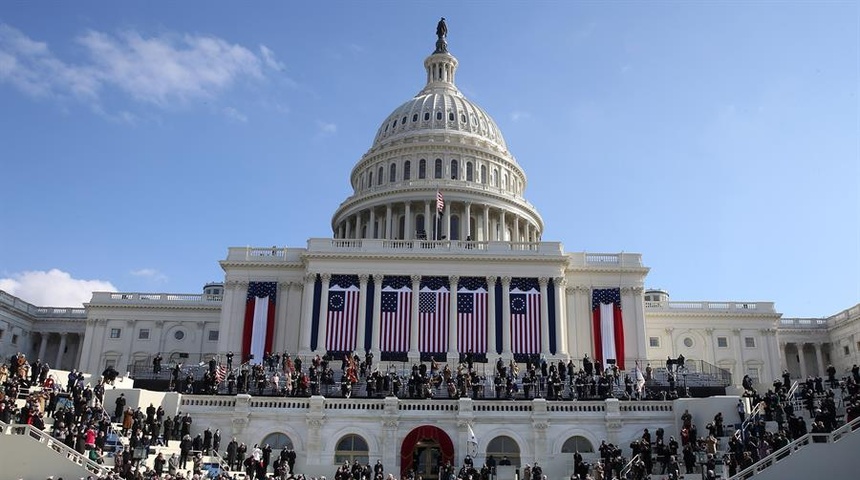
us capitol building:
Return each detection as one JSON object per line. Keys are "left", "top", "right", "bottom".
{"left": 1, "top": 21, "right": 858, "bottom": 479}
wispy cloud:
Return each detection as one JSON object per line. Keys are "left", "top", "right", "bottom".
{"left": 510, "top": 111, "right": 532, "bottom": 122}
{"left": 0, "top": 269, "right": 116, "bottom": 307}
{"left": 130, "top": 268, "right": 168, "bottom": 282}
{"left": 0, "top": 23, "right": 286, "bottom": 113}
{"left": 222, "top": 106, "right": 248, "bottom": 123}
{"left": 318, "top": 120, "right": 337, "bottom": 134}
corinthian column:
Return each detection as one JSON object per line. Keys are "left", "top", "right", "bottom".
{"left": 539, "top": 278, "right": 550, "bottom": 355}
{"left": 501, "top": 277, "right": 512, "bottom": 357}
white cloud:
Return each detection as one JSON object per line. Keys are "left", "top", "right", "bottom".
{"left": 129, "top": 268, "right": 168, "bottom": 282}
{"left": 510, "top": 111, "right": 532, "bottom": 122}
{"left": 0, "top": 269, "right": 116, "bottom": 307}
{"left": 0, "top": 23, "right": 285, "bottom": 110}
{"left": 259, "top": 45, "right": 285, "bottom": 71}
{"left": 318, "top": 120, "right": 337, "bottom": 134}
{"left": 222, "top": 106, "right": 248, "bottom": 123}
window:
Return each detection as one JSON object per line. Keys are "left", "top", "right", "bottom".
{"left": 174, "top": 330, "right": 185, "bottom": 341}
{"left": 209, "top": 330, "right": 220, "bottom": 342}
{"left": 649, "top": 337, "right": 660, "bottom": 348}
{"left": 419, "top": 159, "right": 426, "bottom": 179}
{"left": 448, "top": 112, "right": 455, "bottom": 122}
{"left": 261, "top": 432, "right": 294, "bottom": 451}
{"left": 0, "top": 328, "right": 4, "bottom": 340}
{"left": 461, "top": 113, "right": 466, "bottom": 123}
{"left": 416, "top": 214, "right": 426, "bottom": 239}
{"left": 492, "top": 168, "right": 499, "bottom": 187}
{"left": 109, "top": 328, "right": 122, "bottom": 339}
{"left": 451, "top": 159, "right": 459, "bottom": 180}
{"left": 334, "top": 434, "right": 369, "bottom": 465}
{"left": 845, "top": 345, "right": 851, "bottom": 356}
{"left": 683, "top": 337, "right": 694, "bottom": 348}
{"left": 434, "top": 159, "right": 443, "bottom": 179}
{"left": 717, "top": 337, "right": 728, "bottom": 348}
{"left": 404, "top": 161, "right": 411, "bottom": 180}
{"left": 561, "top": 436, "right": 594, "bottom": 454}
{"left": 138, "top": 329, "right": 150, "bottom": 340}
{"left": 424, "top": 112, "right": 430, "bottom": 121}
{"left": 368, "top": 170, "right": 373, "bottom": 186}
{"left": 436, "top": 111, "right": 443, "bottom": 120}
{"left": 401, "top": 116, "right": 407, "bottom": 126}
{"left": 466, "top": 162, "right": 474, "bottom": 181}
{"left": 377, "top": 166, "right": 383, "bottom": 185}
{"left": 486, "top": 435, "right": 521, "bottom": 467}
{"left": 450, "top": 215, "right": 460, "bottom": 240}
{"left": 480, "top": 165, "right": 487, "bottom": 184}
{"left": 744, "top": 337, "right": 756, "bottom": 348}
{"left": 389, "top": 163, "right": 397, "bottom": 182}
{"left": 11, "top": 334, "right": 19, "bottom": 345}
{"left": 412, "top": 114, "right": 418, "bottom": 122}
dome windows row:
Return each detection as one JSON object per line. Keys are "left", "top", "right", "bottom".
{"left": 356, "top": 157, "right": 524, "bottom": 195}
{"left": 375, "top": 100, "right": 503, "bottom": 149}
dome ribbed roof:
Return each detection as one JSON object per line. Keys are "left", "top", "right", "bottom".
{"left": 370, "top": 49, "right": 507, "bottom": 152}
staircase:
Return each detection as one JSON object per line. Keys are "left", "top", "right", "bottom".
{"left": 0, "top": 420, "right": 111, "bottom": 479}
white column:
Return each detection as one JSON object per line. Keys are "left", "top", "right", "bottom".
{"left": 55, "top": 333, "right": 68, "bottom": 370}
{"left": 424, "top": 201, "right": 431, "bottom": 239}
{"left": 554, "top": 278, "right": 568, "bottom": 358}
{"left": 498, "top": 210, "right": 506, "bottom": 241}
{"left": 464, "top": 202, "right": 472, "bottom": 239}
{"left": 371, "top": 274, "right": 383, "bottom": 358}
{"left": 483, "top": 205, "right": 490, "bottom": 241}
{"left": 797, "top": 343, "right": 808, "bottom": 379}
{"left": 300, "top": 274, "right": 317, "bottom": 355}
{"left": 385, "top": 205, "right": 392, "bottom": 239}
{"left": 409, "top": 275, "right": 421, "bottom": 357}
{"left": 565, "top": 286, "right": 577, "bottom": 359}
{"left": 487, "top": 276, "right": 497, "bottom": 357}
{"left": 316, "top": 273, "right": 331, "bottom": 353}
{"left": 539, "top": 277, "right": 550, "bottom": 355}
{"left": 38, "top": 333, "right": 49, "bottom": 361}
{"left": 444, "top": 200, "right": 451, "bottom": 239}
{"left": 405, "top": 202, "right": 412, "bottom": 240}
{"left": 448, "top": 276, "right": 459, "bottom": 359}
{"left": 501, "top": 276, "right": 512, "bottom": 357}
{"left": 356, "top": 275, "right": 369, "bottom": 353}
{"left": 346, "top": 218, "right": 352, "bottom": 239}
{"left": 513, "top": 216, "right": 520, "bottom": 243}
{"left": 369, "top": 209, "right": 376, "bottom": 239}
{"left": 632, "top": 287, "right": 647, "bottom": 366}
{"left": 813, "top": 343, "right": 825, "bottom": 377}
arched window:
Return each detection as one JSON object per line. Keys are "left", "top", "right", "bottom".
{"left": 262, "top": 432, "right": 294, "bottom": 451}
{"left": 377, "top": 167, "right": 384, "bottom": 185}
{"left": 451, "top": 160, "right": 459, "bottom": 180}
{"left": 434, "top": 159, "right": 443, "bottom": 179}
{"left": 502, "top": 173, "right": 508, "bottom": 190}
{"left": 561, "top": 436, "right": 594, "bottom": 453}
{"left": 368, "top": 170, "right": 373, "bottom": 188}
{"left": 416, "top": 214, "right": 426, "bottom": 239}
{"left": 334, "top": 434, "right": 369, "bottom": 465}
{"left": 398, "top": 215, "right": 405, "bottom": 240}
{"left": 493, "top": 168, "right": 499, "bottom": 187}
{"left": 486, "top": 436, "right": 521, "bottom": 467}
{"left": 450, "top": 215, "right": 460, "bottom": 240}
{"left": 389, "top": 163, "right": 397, "bottom": 183}
{"left": 436, "top": 111, "right": 443, "bottom": 121}
{"left": 466, "top": 162, "right": 474, "bottom": 181}
{"left": 449, "top": 112, "right": 455, "bottom": 122}
{"left": 404, "top": 161, "right": 411, "bottom": 180}
{"left": 480, "top": 165, "right": 487, "bottom": 184}
{"left": 419, "top": 159, "right": 426, "bottom": 179}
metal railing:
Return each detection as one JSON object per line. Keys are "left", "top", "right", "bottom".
{"left": 729, "top": 415, "right": 860, "bottom": 479}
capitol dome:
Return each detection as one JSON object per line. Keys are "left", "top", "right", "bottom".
{"left": 332, "top": 22, "right": 543, "bottom": 243}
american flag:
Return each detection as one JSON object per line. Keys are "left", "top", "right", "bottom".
{"left": 215, "top": 364, "right": 228, "bottom": 384}
{"left": 419, "top": 277, "right": 449, "bottom": 354}
{"left": 592, "top": 287, "right": 625, "bottom": 369}
{"left": 436, "top": 189, "right": 444, "bottom": 212}
{"left": 326, "top": 275, "right": 360, "bottom": 352}
{"left": 510, "top": 277, "right": 540, "bottom": 355}
{"left": 242, "top": 282, "right": 278, "bottom": 363}
{"left": 457, "top": 277, "right": 488, "bottom": 354}
{"left": 380, "top": 276, "right": 412, "bottom": 353}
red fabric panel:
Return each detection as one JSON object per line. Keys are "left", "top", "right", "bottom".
{"left": 592, "top": 307, "right": 603, "bottom": 365}
{"left": 613, "top": 304, "right": 625, "bottom": 369}
{"left": 265, "top": 296, "right": 277, "bottom": 356}
{"left": 399, "top": 425, "right": 455, "bottom": 478}
{"left": 241, "top": 297, "right": 255, "bottom": 362}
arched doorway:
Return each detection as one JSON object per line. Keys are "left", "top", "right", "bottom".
{"left": 400, "top": 425, "right": 454, "bottom": 479}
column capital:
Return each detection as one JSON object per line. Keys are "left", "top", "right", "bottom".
{"left": 411, "top": 274, "right": 422, "bottom": 284}
{"left": 449, "top": 275, "right": 460, "bottom": 285}
{"left": 664, "top": 327, "right": 674, "bottom": 333}
{"left": 554, "top": 277, "right": 567, "bottom": 287}
{"left": 358, "top": 274, "right": 370, "bottom": 284}
{"left": 486, "top": 275, "right": 498, "bottom": 285}
{"left": 304, "top": 273, "right": 318, "bottom": 284}
{"left": 373, "top": 273, "right": 384, "bottom": 283}
{"left": 155, "top": 320, "right": 165, "bottom": 327}
{"left": 538, "top": 277, "right": 549, "bottom": 287}
{"left": 500, "top": 276, "right": 512, "bottom": 287}
{"left": 320, "top": 273, "right": 332, "bottom": 282}
{"left": 278, "top": 281, "right": 294, "bottom": 289}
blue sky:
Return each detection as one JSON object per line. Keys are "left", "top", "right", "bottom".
{"left": 0, "top": 2, "right": 857, "bottom": 317}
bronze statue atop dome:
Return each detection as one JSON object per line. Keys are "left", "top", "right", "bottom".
{"left": 434, "top": 17, "right": 448, "bottom": 53}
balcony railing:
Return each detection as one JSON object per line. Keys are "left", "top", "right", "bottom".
{"left": 645, "top": 300, "right": 776, "bottom": 313}
{"left": 779, "top": 318, "right": 830, "bottom": 329}
{"left": 0, "top": 290, "right": 86, "bottom": 318}
{"left": 89, "top": 292, "right": 223, "bottom": 305}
